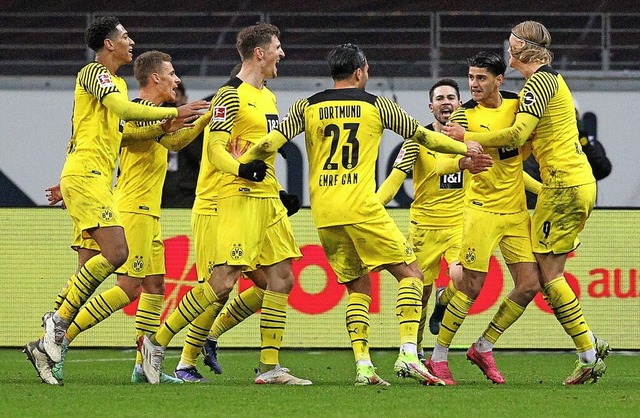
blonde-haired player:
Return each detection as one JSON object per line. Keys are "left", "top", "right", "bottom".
{"left": 443, "top": 21, "right": 609, "bottom": 385}
{"left": 24, "top": 16, "right": 206, "bottom": 385}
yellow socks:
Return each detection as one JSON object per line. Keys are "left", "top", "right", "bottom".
{"left": 135, "top": 292, "right": 163, "bottom": 365}
{"left": 179, "top": 302, "right": 224, "bottom": 367}
{"left": 396, "top": 277, "right": 423, "bottom": 346}
{"left": 210, "top": 286, "right": 264, "bottom": 339}
{"left": 417, "top": 297, "right": 428, "bottom": 354}
{"left": 53, "top": 276, "right": 74, "bottom": 311}
{"left": 543, "top": 277, "right": 593, "bottom": 353}
{"left": 57, "top": 254, "right": 115, "bottom": 321}
{"left": 65, "top": 285, "right": 130, "bottom": 343}
{"left": 441, "top": 280, "right": 458, "bottom": 305}
{"left": 259, "top": 290, "right": 288, "bottom": 368}
{"left": 482, "top": 296, "right": 526, "bottom": 344}
{"left": 436, "top": 290, "right": 474, "bottom": 348}
{"left": 346, "top": 292, "right": 372, "bottom": 363}
{"left": 155, "top": 281, "right": 217, "bottom": 347}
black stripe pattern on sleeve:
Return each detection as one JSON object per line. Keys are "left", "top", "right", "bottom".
{"left": 392, "top": 140, "right": 420, "bottom": 174}
{"left": 131, "top": 98, "right": 157, "bottom": 127}
{"left": 277, "top": 99, "right": 308, "bottom": 140}
{"left": 209, "top": 86, "right": 240, "bottom": 134}
{"left": 520, "top": 70, "right": 558, "bottom": 119}
{"left": 78, "top": 62, "right": 119, "bottom": 101}
{"left": 376, "top": 96, "right": 419, "bottom": 139}
{"left": 449, "top": 107, "right": 469, "bottom": 130}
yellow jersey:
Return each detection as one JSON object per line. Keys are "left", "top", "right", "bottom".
{"left": 518, "top": 66, "right": 594, "bottom": 187}
{"left": 275, "top": 88, "right": 420, "bottom": 228}
{"left": 192, "top": 124, "right": 223, "bottom": 215}
{"left": 113, "top": 98, "right": 167, "bottom": 217}
{"left": 61, "top": 62, "right": 127, "bottom": 183}
{"left": 450, "top": 91, "right": 525, "bottom": 213}
{"left": 392, "top": 124, "right": 466, "bottom": 228}
{"left": 209, "top": 77, "right": 280, "bottom": 199}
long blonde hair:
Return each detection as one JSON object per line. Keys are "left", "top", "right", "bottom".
{"left": 510, "top": 21, "right": 553, "bottom": 65}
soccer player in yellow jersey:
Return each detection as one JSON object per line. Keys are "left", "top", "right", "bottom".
{"left": 235, "top": 43, "right": 484, "bottom": 386}
{"left": 423, "top": 52, "right": 540, "bottom": 385}
{"left": 23, "top": 16, "right": 207, "bottom": 385}
{"left": 443, "top": 22, "right": 608, "bottom": 385}
{"left": 376, "top": 79, "right": 493, "bottom": 363}
{"left": 171, "top": 62, "right": 280, "bottom": 383}
{"left": 42, "top": 51, "right": 210, "bottom": 384}
{"left": 140, "top": 23, "right": 311, "bottom": 386}
{"left": 49, "top": 51, "right": 211, "bottom": 385}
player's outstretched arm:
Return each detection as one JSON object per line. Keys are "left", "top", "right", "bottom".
{"left": 175, "top": 100, "right": 210, "bottom": 119}
{"left": 239, "top": 99, "right": 307, "bottom": 164}
{"left": 411, "top": 125, "right": 481, "bottom": 156}
{"left": 121, "top": 122, "right": 165, "bottom": 146}
{"left": 102, "top": 92, "right": 179, "bottom": 121}
{"left": 238, "top": 130, "right": 290, "bottom": 164}
{"left": 461, "top": 112, "right": 539, "bottom": 149}
{"left": 434, "top": 154, "right": 463, "bottom": 176}
{"left": 158, "top": 110, "right": 213, "bottom": 151}
{"left": 208, "top": 131, "right": 267, "bottom": 182}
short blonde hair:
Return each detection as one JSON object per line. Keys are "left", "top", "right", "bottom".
{"left": 134, "top": 50, "right": 172, "bottom": 87}
{"left": 510, "top": 21, "right": 553, "bottom": 65}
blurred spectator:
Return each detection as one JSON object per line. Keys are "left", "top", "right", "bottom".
{"left": 524, "top": 104, "right": 612, "bottom": 208}
{"left": 161, "top": 83, "right": 207, "bottom": 208}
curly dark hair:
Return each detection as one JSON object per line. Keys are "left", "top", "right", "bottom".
{"left": 85, "top": 16, "right": 121, "bottom": 52}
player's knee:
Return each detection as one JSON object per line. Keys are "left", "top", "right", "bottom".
{"left": 268, "top": 271, "right": 295, "bottom": 294}
{"left": 142, "top": 281, "right": 164, "bottom": 296}
{"left": 116, "top": 280, "right": 142, "bottom": 302}
{"left": 280, "top": 273, "right": 295, "bottom": 294}
{"left": 406, "top": 263, "right": 424, "bottom": 281}
{"left": 460, "top": 279, "right": 482, "bottom": 299}
{"left": 105, "top": 246, "right": 128, "bottom": 268}
{"left": 126, "top": 285, "right": 142, "bottom": 301}
{"left": 346, "top": 275, "right": 371, "bottom": 296}
{"left": 517, "top": 284, "right": 540, "bottom": 304}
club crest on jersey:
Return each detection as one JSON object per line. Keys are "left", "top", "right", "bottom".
{"left": 464, "top": 247, "right": 476, "bottom": 264}
{"left": 97, "top": 73, "right": 114, "bottom": 87}
{"left": 230, "top": 243, "right": 243, "bottom": 260}
{"left": 132, "top": 255, "right": 144, "bottom": 273}
{"left": 404, "top": 242, "right": 414, "bottom": 257}
{"left": 522, "top": 91, "right": 536, "bottom": 106}
{"left": 213, "top": 106, "right": 227, "bottom": 122}
{"left": 101, "top": 207, "right": 114, "bottom": 222}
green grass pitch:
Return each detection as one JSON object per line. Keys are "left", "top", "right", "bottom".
{"left": 2, "top": 348, "right": 639, "bottom": 417}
